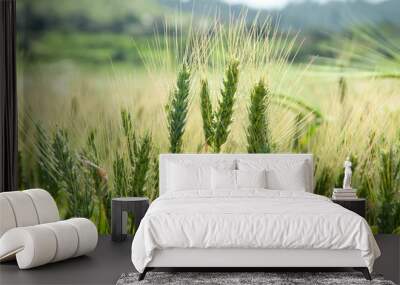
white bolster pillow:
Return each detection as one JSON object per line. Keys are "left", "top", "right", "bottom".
{"left": 0, "top": 196, "right": 17, "bottom": 237}
{"left": 65, "top": 218, "right": 98, "bottom": 257}
{"left": 42, "top": 221, "right": 79, "bottom": 262}
{"left": 0, "top": 218, "right": 97, "bottom": 269}
{"left": 0, "top": 226, "right": 57, "bottom": 269}
{"left": 24, "top": 189, "right": 60, "bottom": 224}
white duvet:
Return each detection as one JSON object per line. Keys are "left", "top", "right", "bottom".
{"left": 131, "top": 189, "right": 380, "bottom": 273}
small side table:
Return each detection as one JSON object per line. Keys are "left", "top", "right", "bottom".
{"left": 332, "top": 198, "right": 366, "bottom": 218}
{"left": 111, "top": 197, "right": 149, "bottom": 242}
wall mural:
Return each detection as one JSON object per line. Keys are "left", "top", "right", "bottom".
{"left": 17, "top": 0, "right": 400, "bottom": 234}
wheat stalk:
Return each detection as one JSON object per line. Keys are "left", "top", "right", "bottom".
{"left": 199, "top": 79, "right": 214, "bottom": 151}
{"left": 213, "top": 59, "right": 239, "bottom": 152}
{"left": 166, "top": 64, "right": 191, "bottom": 153}
{"left": 246, "top": 79, "right": 271, "bottom": 153}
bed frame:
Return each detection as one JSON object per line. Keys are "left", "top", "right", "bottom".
{"left": 139, "top": 154, "right": 371, "bottom": 280}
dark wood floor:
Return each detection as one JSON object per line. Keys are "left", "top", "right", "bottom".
{"left": 1, "top": 235, "right": 397, "bottom": 285}
{"left": 0, "top": 236, "right": 134, "bottom": 285}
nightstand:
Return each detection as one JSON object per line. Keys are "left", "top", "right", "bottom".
{"left": 332, "top": 198, "right": 366, "bottom": 218}
{"left": 111, "top": 197, "right": 149, "bottom": 242}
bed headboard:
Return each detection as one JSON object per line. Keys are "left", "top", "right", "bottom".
{"left": 159, "top": 153, "right": 314, "bottom": 195}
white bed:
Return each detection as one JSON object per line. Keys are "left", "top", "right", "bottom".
{"left": 131, "top": 154, "right": 380, "bottom": 280}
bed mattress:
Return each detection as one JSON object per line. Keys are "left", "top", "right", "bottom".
{"left": 131, "top": 189, "right": 380, "bottom": 273}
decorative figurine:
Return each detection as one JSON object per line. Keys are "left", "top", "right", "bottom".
{"left": 343, "top": 157, "right": 352, "bottom": 190}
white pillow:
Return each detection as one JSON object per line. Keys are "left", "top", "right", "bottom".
{"left": 266, "top": 166, "right": 307, "bottom": 191}
{"left": 211, "top": 168, "right": 237, "bottom": 190}
{"left": 166, "top": 159, "right": 236, "bottom": 192}
{"left": 167, "top": 162, "right": 211, "bottom": 191}
{"left": 237, "top": 159, "right": 309, "bottom": 191}
{"left": 236, "top": 169, "right": 267, "bottom": 189}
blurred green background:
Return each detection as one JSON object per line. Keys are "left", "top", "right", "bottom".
{"left": 17, "top": 0, "right": 400, "bottom": 67}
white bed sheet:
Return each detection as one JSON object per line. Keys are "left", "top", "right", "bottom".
{"left": 131, "top": 189, "right": 380, "bottom": 273}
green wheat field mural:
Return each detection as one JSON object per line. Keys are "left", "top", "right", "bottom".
{"left": 17, "top": 0, "right": 400, "bottom": 235}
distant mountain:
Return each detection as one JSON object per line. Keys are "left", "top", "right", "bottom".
{"left": 159, "top": 0, "right": 400, "bottom": 32}
{"left": 277, "top": 0, "right": 400, "bottom": 31}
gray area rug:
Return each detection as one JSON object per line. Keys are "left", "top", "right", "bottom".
{"left": 116, "top": 272, "right": 395, "bottom": 285}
